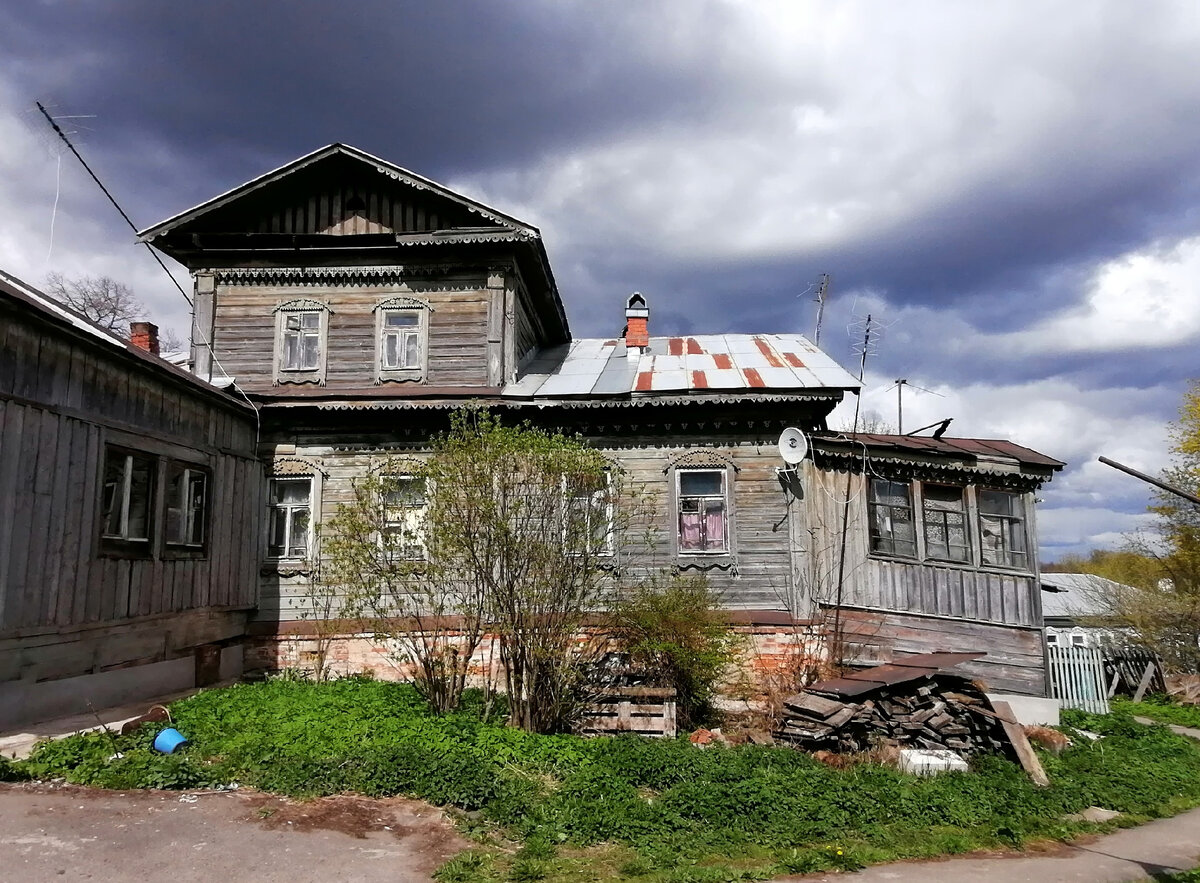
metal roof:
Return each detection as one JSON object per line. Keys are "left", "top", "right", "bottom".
{"left": 504, "top": 333, "right": 860, "bottom": 399}
{"left": 806, "top": 651, "right": 986, "bottom": 698}
{"left": 1040, "top": 573, "right": 1126, "bottom": 619}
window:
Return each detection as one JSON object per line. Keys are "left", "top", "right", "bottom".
{"left": 1070, "top": 633, "right": 1087, "bottom": 647}
{"left": 282, "top": 312, "right": 321, "bottom": 371}
{"left": 269, "top": 477, "right": 311, "bottom": 558}
{"left": 101, "top": 447, "right": 154, "bottom": 552}
{"left": 165, "top": 462, "right": 208, "bottom": 548}
{"left": 374, "top": 299, "right": 430, "bottom": 381}
{"left": 922, "top": 484, "right": 970, "bottom": 562}
{"left": 1045, "top": 632, "right": 1059, "bottom": 646}
{"left": 381, "top": 311, "right": 422, "bottom": 370}
{"left": 274, "top": 300, "right": 330, "bottom": 384}
{"left": 565, "top": 468, "right": 614, "bottom": 556}
{"left": 978, "top": 489, "right": 1028, "bottom": 569}
{"left": 678, "top": 469, "right": 728, "bottom": 554}
{"left": 381, "top": 475, "right": 427, "bottom": 559}
{"left": 868, "top": 479, "right": 917, "bottom": 557}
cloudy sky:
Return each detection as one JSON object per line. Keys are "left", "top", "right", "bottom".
{"left": 3, "top": 1, "right": 1199, "bottom": 561}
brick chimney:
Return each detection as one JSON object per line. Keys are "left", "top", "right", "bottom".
{"left": 624, "top": 292, "right": 649, "bottom": 351}
{"left": 129, "top": 321, "right": 160, "bottom": 356}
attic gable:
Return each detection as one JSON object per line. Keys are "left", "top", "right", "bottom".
{"left": 138, "top": 143, "right": 534, "bottom": 243}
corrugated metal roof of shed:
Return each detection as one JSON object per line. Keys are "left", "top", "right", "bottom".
{"left": 503, "top": 332, "right": 859, "bottom": 399}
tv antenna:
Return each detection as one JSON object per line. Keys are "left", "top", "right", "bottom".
{"left": 811, "top": 273, "right": 831, "bottom": 346}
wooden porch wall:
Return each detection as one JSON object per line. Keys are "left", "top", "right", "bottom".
{"left": 211, "top": 277, "right": 491, "bottom": 392}
{"left": 836, "top": 607, "right": 1047, "bottom": 696}
{"left": 0, "top": 307, "right": 262, "bottom": 684}
{"left": 800, "top": 462, "right": 1042, "bottom": 629}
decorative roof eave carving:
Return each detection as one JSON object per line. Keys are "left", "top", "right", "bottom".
{"left": 810, "top": 448, "right": 1050, "bottom": 491}
{"left": 664, "top": 449, "right": 740, "bottom": 473}
{"left": 292, "top": 391, "right": 840, "bottom": 412}
{"left": 210, "top": 265, "right": 506, "bottom": 288}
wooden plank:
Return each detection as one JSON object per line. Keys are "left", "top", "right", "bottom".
{"left": 0, "top": 401, "right": 26, "bottom": 627}
{"left": 991, "top": 699, "right": 1049, "bottom": 786}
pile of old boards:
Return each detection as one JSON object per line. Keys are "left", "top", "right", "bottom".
{"left": 776, "top": 652, "right": 1009, "bottom": 755}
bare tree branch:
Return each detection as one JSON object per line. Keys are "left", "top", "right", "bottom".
{"left": 44, "top": 272, "right": 145, "bottom": 335}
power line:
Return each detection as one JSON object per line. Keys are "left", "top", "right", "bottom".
{"left": 35, "top": 101, "right": 192, "bottom": 308}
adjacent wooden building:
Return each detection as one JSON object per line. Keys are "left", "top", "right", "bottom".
{"left": 0, "top": 271, "right": 261, "bottom": 729}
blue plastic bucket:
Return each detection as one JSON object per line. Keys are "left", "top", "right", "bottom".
{"left": 153, "top": 727, "right": 189, "bottom": 754}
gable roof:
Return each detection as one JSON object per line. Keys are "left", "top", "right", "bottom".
{"left": 137, "top": 143, "right": 534, "bottom": 241}
{"left": 0, "top": 268, "right": 251, "bottom": 411}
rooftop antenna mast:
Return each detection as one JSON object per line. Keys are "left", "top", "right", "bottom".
{"left": 812, "top": 273, "right": 831, "bottom": 345}
{"left": 831, "top": 313, "right": 872, "bottom": 669}
{"left": 34, "top": 101, "right": 191, "bottom": 308}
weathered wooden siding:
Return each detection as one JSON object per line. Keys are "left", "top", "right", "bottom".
{"left": 837, "top": 608, "right": 1046, "bottom": 696}
{"left": 0, "top": 299, "right": 262, "bottom": 689}
{"left": 257, "top": 434, "right": 799, "bottom": 622}
{"left": 211, "top": 279, "right": 491, "bottom": 391}
{"left": 801, "top": 463, "right": 1042, "bottom": 628}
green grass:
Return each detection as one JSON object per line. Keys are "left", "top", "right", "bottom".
{"left": 1116, "top": 695, "right": 1200, "bottom": 731}
{"left": 14, "top": 677, "right": 1200, "bottom": 882}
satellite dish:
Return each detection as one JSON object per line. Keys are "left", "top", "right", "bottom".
{"left": 778, "top": 427, "right": 809, "bottom": 465}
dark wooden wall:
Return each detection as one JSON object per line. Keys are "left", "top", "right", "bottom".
{"left": 0, "top": 299, "right": 262, "bottom": 687}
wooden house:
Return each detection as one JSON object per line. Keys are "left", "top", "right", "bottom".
{"left": 0, "top": 270, "right": 261, "bottom": 729}
{"left": 137, "top": 144, "right": 1065, "bottom": 697}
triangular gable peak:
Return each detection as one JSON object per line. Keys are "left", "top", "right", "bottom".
{"left": 138, "top": 143, "right": 536, "bottom": 248}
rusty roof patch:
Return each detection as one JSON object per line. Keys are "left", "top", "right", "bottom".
{"left": 754, "top": 337, "right": 785, "bottom": 368}
{"left": 635, "top": 371, "right": 653, "bottom": 391}
{"left": 691, "top": 370, "right": 708, "bottom": 389}
{"left": 743, "top": 367, "right": 766, "bottom": 388}
{"left": 783, "top": 352, "right": 805, "bottom": 368}
{"left": 687, "top": 337, "right": 704, "bottom": 355}
{"left": 668, "top": 337, "right": 684, "bottom": 356}
{"left": 713, "top": 352, "right": 734, "bottom": 370}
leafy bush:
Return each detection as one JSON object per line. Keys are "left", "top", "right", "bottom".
{"left": 608, "top": 575, "right": 741, "bottom": 728}
{"left": 14, "top": 679, "right": 1200, "bottom": 881}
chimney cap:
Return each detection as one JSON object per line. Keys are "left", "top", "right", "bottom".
{"left": 625, "top": 291, "right": 648, "bottom": 318}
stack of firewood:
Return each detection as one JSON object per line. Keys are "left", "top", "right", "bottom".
{"left": 776, "top": 677, "right": 1008, "bottom": 755}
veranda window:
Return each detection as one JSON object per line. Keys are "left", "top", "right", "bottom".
{"left": 867, "top": 479, "right": 917, "bottom": 557}
{"left": 922, "top": 484, "right": 970, "bottom": 562}
{"left": 678, "top": 469, "right": 728, "bottom": 554}
{"left": 565, "top": 469, "right": 613, "bottom": 556}
{"left": 978, "top": 489, "right": 1028, "bottom": 569}
{"left": 382, "top": 475, "right": 427, "bottom": 559}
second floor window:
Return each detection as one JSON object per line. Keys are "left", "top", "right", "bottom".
{"left": 678, "top": 469, "right": 728, "bottom": 554}
{"left": 269, "top": 477, "right": 311, "bottom": 558}
{"left": 381, "top": 311, "right": 421, "bottom": 370}
{"left": 281, "top": 311, "right": 321, "bottom": 371}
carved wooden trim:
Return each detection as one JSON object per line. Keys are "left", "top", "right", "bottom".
{"left": 372, "top": 295, "right": 434, "bottom": 313}
{"left": 662, "top": 449, "right": 740, "bottom": 474}
{"left": 272, "top": 298, "right": 333, "bottom": 314}
{"left": 270, "top": 456, "right": 328, "bottom": 478}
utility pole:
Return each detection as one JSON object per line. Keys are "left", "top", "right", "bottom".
{"left": 896, "top": 378, "right": 907, "bottom": 434}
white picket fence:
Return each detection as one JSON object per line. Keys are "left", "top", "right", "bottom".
{"left": 1047, "top": 645, "right": 1110, "bottom": 715}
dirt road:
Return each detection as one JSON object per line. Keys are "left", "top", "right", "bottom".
{"left": 0, "top": 782, "right": 467, "bottom": 883}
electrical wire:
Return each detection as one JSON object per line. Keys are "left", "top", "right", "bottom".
{"left": 35, "top": 101, "right": 192, "bottom": 308}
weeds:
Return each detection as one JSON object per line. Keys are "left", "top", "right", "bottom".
{"left": 14, "top": 680, "right": 1200, "bottom": 882}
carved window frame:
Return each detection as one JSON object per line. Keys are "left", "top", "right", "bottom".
{"left": 265, "top": 457, "right": 326, "bottom": 562}
{"left": 273, "top": 299, "right": 331, "bottom": 386}
{"left": 665, "top": 450, "right": 739, "bottom": 562}
{"left": 373, "top": 296, "right": 433, "bottom": 384}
